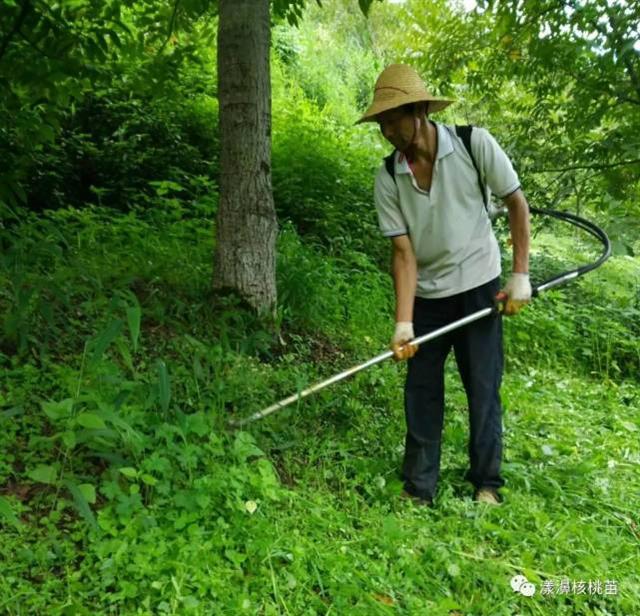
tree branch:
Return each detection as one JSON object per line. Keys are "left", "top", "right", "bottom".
{"left": 616, "top": 93, "right": 640, "bottom": 106}
{"left": 532, "top": 158, "right": 640, "bottom": 174}
{"left": 605, "top": 7, "right": 640, "bottom": 100}
{"left": 541, "top": 169, "right": 568, "bottom": 193}
{"left": 621, "top": 54, "right": 640, "bottom": 100}
{"left": 17, "top": 27, "right": 55, "bottom": 61}
{"left": 0, "top": 0, "right": 32, "bottom": 63}
{"left": 158, "top": 0, "right": 182, "bottom": 54}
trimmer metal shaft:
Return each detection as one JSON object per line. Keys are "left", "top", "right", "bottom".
{"left": 228, "top": 207, "right": 611, "bottom": 429}
{"left": 228, "top": 306, "right": 495, "bottom": 427}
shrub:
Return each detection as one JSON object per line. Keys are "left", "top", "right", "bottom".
{"left": 27, "top": 92, "right": 219, "bottom": 214}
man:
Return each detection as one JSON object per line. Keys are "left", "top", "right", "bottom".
{"left": 357, "top": 64, "right": 531, "bottom": 507}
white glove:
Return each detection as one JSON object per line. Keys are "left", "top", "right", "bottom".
{"left": 504, "top": 273, "right": 532, "bottom": 301}
{"left": 390, "top": 321, "right": 417, "bottom": 361}
{"left": 392, "top": 321, "right": 414, "bottom": 345}
{"left": 500, "top": 273, "right": 532, "bottom": 315}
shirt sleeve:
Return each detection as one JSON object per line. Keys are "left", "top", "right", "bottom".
{"left": 471, "top": 127, "right": 521, "bottom": 199}
{"left": 374, "top": 164, "right": 408, "bottom": 237}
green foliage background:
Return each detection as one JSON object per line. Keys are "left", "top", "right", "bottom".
{"left": 1, "top": 0, "right": 639, "bottom": 614}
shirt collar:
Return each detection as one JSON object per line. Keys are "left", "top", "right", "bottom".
{"left": 395, "top": 122, "right": 454, "bottom": 174}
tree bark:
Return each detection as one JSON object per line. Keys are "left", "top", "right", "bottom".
{"left": 214, "top": 0, "right": 277, "bottom": 314}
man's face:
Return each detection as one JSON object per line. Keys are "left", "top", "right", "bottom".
{"left": 376, "top": 107, "right": 416, "bottom": 152}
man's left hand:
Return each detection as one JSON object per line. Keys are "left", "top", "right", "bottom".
{"left": 497, "top": 273, "right": 532, "bottom": 315}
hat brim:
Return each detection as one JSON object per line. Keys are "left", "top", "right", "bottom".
{"left": 355, "top": 94, "right": 455, "bottom": 125}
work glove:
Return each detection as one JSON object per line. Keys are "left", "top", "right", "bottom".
{"left": 497, "top": 273, "right": 532, "bottom": 316}
{"left": 390, "top": 321, "right": 418, "bottom": 361}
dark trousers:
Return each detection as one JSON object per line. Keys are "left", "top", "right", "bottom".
{"left": 402, "top": 276, "right": 505, "bottom": 499}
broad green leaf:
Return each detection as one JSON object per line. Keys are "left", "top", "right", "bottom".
{"left": 42, "top": 398, "right": 74, "bottom": 421}
{"left": 98, "top": 407, "right": 138, "bottom": 438}
{"left": 437, "top": 598, "right": 462, "bottom": 610}
{"left": 140, "top": 473, "right": 157, "bottom": 486}
{"left": 0, "top": 406, "right": 23, "bottom": 420}
{"left": 620, "top": 421, "right": 637, "bottom": 432}
{"left": 76, "top": 413, "right": 106, "bottom": 430}
{"left": 182, "top": 596, "right": 199, "bottom": 609}
{"left": 233, "top": 431, "right": 265, "bottom": 462}
{"left": 95, "top": 33, "right": 109, "bottom": 54}
{"left": 149, "top": 180, "right": 184, "bottom": 196}
{"left": 77, "top": 483, "right": 96, "bottom": 504}
{"left": 523, "top": 568, "right": 541, "bottom": 584}
{"left": 108, "top": 29, "right": 122, "bottom": 48}
{"left": 62, "top": 430, "right": 77, "bottom": 449}
{"left": 358, "top": 0, "right": 379, "bottom": 17}
{"left": 119, "top": 467, "right": 137, "bottom": 479}
{"left": 157, "top": 360, "right": 170, "bottom": 413}
{"left": 184, "top": 412, "right": 209, "bottom": 437}
{"left": 126, "top": 304, "right": 141, "bottom": 352}
{"left": 89, "top": 319, "right": 124, "bottom": 366}
{"left": 11, "top": 182, "right": 26, "bottom": 204}
{"left": 115, "top": 338, "right": 134, "bottom": 374}
{"left": 38, "top": 124, "right": 55, "bottom": 143}
{"left": 224, "top": 549, "right": 246, "bottom": 565}
{"left": 0, "top": 496, "right": 22, "bottom": 529}
{"left": 65, "top": 480, "right": 97, "bottom": 529}
{"left": 27, "top": 465, "right": 57, "bottom": 484}
{"left": 86, "top": 39, "right": 106, "bottom": 62}
{"left": 196, "top": 494, "right": 210, "bottom": 509}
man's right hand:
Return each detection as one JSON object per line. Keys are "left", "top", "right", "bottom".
{"left": 391, "top": 321, "right": 418, "bottom": 361}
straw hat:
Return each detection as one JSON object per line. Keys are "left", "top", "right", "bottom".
{"left": 356, "top": 64, "right": 454, "bottom": 124}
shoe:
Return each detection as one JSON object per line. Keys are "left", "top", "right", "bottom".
{"left": 474, "top": 487, "right": 501, "bottom": 505}
{"left": 401, "top": 489, "right": 433, "bottom": 508}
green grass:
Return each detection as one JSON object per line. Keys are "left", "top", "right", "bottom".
{"left": 1, "top": 206, "right": 638, "bottom": 615}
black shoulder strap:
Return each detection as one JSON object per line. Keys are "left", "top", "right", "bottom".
{"left": 455, "top": 125, "right": 488, "bottom": 211}
{"left": 384, "top": 150, "right": 396, "bottom": 182}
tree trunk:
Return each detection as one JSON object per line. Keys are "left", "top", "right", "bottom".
{"left": 214, "top": 0, "right": 277, "bottom": 314}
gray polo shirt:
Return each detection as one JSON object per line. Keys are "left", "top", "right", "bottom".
{"left": 374, "top": 122, "right": 520, "bottom": 299}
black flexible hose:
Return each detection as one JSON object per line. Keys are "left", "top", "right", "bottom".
{"left": 527, "top": 207, "right": 612, "bottom": 295}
